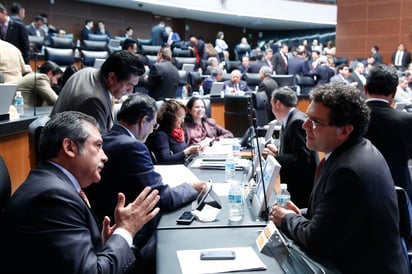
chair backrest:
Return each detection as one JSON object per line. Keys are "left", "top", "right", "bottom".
{"left": 224, "top": 95, "right": 251, "bottom": 137}
{"left": 50, "top": 36, "right": 73, "bottom": 49}
{"left": 44, "top": 47, "right": 74, "bottom": 67}
{"left": 187, "top": 71, "right": 202, "bottom": 94}
{"left": 226, "top": 60, "right": 241, "bottom": 73}
{"left": 295, "top": 74, "right": 315, "bottom": 95}
{"left": 87, "top": 33, "right": 108, "bottom": 41}
{"left": 252, "top": 91, "right": 269, "bottom": 127}
{"left": 244, "top": 73, "right": 262, "bottom": 90}
{"left": 28, "top": 115, "right": 51, "bottom": 166}
{"left": 28, "top": 35, "right": 45, "bottom": 52}
{"left": 81, "top": 40, "right": 108, "bottom": 51}
{"left": 173, "top": 47, "right": 193, "bottom": 57}
{"left": 234, "top": 44, "right": 251, "bottom": 61}
{"left": 141, "top": 45, "right": 161, "bottom": 56}
{"left": 81, "top": 50, "right": 109, "bottom": 67}
{"left": 272, "top": 75, "right": 295, "bottom": 87}
{"left": 334, "top": 56, "right": 349, "bottom": 67}
{"left": 144, "top": 55, "right": 158, "bottom": 68}
{"left": 0, "top": 155, "right": 11, "bottom": 211}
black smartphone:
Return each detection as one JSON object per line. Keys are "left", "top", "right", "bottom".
{"left": 176, "top": 211, "right": 195, "bottom": 225}
{"left": 200, "top": 250, "right": 236, "bottom": 260}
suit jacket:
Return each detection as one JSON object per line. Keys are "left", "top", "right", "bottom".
{"left": 51, "top": 68, "right": 113, "bottom": 132}
{"left": 150, "top": 24, "right": 167, "bottom": 46}
{"left": 247, "top": 59, "right": 264, "bottom": 73}
{"left": 287, "top": 56, "right": 306, "bottom": 76}
{"left": 329, "top": 74, "right": 348, "bottom": 83}
{"left": 281, "top": 137, "right": 408, "bottom": 273}
{"left": 202, "top": 75, "right": 215, "bottom": 94}
{"left": 391, "top": 50, "right": 411, "bottom": 70}
{"left": 25, "top": 23, "right": 47, "bottom": 37}
{"left": 276, "top": 109, "right": 318, "bottom": 207}
{"left": 95, "top": 29, "right": 112, "bottom": 38}
{"left": 4, "top": 18, "right": 30, "bottom": 64}
{"left": 0, "top": 161, "right": 135, "bottom": 273}
{"left": 144, "top": 60, "right": 180, "bottom": 101}
{"left": 146, "top": 129, "right": 187, "bottom": 164}
{"left": 0, "top": 39, "right": 26, "bottom": 84}
{"left": 310, "top": 64, "right": 335, "bottom": 86}
{"left": 223, "top": 79, "right": 251, "bottom": 93}
{"left": 81, "top": 26, "right": 92, "bottom": 40}
{"left": 372, "top": 52, "right": 383, "bottom": 65}
{"left": 272, "top": 51, "right": 288, "bottom": 75}
{"left": 258, "top": 76, "right": 278, "bottom": 121}
{"left": 184, "top": 118, "right": 233, "bottom": 146}
{"left": 348, "top": 72, "right": 365, "bottom": 95}
{"left": 17, "top": 72, "right": 58, "bottom": 107}
{"left": 365, "top": 100, "right": 412, "bottom": 201}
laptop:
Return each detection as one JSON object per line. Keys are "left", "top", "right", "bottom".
{"left": 93, "top": 58, "right": 106, "bottom": 69}
{"left": 209, "top": 82, "right": 225, "bottom": 97}
{"left": 0, "top": 84, "right": 17, "bottom": 114}
{"left": 182, "top": 63, "right": 195, "bottom": 72}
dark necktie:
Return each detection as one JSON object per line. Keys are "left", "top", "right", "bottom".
{"left": 314, "top": 158, "right": 326, "bottom": 181}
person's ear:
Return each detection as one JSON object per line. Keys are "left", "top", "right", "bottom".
{"left": 61, "top": 138, "right": 77, "bottom": 158}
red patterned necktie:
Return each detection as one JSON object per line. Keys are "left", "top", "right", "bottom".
{"left": 314, "top": 158, "right": 326, "bottom": 181}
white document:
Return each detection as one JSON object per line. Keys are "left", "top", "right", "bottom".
{"left": 177, "top": 246, "right": 267, "bottom": 274}
{"left": 154, "top": 164, "right": 200, "bottom": 187}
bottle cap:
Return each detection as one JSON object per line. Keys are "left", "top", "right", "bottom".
{"left": 280, "top": 183, "right": 287, "bottom": 189}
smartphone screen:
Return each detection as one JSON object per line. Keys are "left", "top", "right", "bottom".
{"left": 176, "top": 211, "right": 194, "bottom": 224}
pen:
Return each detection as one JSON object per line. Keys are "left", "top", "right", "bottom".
{"left": 209, "top": 138, "right": 216, "bottom": 147}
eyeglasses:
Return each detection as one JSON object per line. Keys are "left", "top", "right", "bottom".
{"left": 304, "top": 115, "right": 330, "bottom": 129}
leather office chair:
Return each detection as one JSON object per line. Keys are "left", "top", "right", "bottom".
{"left": 174, "top": 57, "right": 197, "bottom": 70}
{"left": 28, "top": 35, "right": 45, "bottom": 53}
{"left": 87, "top": 33, "right": 108, "bottom": 41}
{"left": 144, "top": 55, "right": 158, "bottom": 68}
{"left": 28, "top": 115, "right": 51, "bottom": 167}
{"left": 50, "top": 36, "right": 74, "bottom": 49}
{"left": 251, "top": 91, "right": 269, "bottom": 127}
{"left": 244, "top": 73, "right": 262, "bottom": 90}
{"left": 295, "top": 74, "right": 316, "bottom": 95}
{"left": 395, "top": 186, "right": 412, "bottom": 273}
{"left": 81, "top": 50, "right": 109, "bottom": 67}
{"left": 0, "top": 155, "right": 11, "bottom": 211}
{"left": 187, "top": 71, "right": 202, "bottom": 94}
{"left": 173, "top": 47, "right": 193, "bottom": 57}
{"left": 226, "top": 60, "right": 241, "bottom": 73}
{"left": 176, "top": 70, "right": 188, "bottom": 98}
{"left": 81, "top": 40, "right": 108, "bottom": 51}
{"left": 141, "top": 45, "right": 161, "bottom": 56}
{"left": 44, "top": 47, "right": 75, "bottom": 69}
{"left": 333, "top": 56, "right": 349, "bottom": 67}
{"left": 234, "top": 44, "right": 251, "bottom": 61}
{"left": 224, "top": 95, "right": 252, "bottom": 137}
{"left": 272, "top": 74, "right": 295, "bottom": 88}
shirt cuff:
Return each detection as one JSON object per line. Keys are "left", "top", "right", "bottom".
{"left": 113, "top": 227, "right": 133, "bottom": 247}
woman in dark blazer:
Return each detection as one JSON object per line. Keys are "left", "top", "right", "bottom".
{"left": 147, "top": 99, "right": 200, "bottom": 164}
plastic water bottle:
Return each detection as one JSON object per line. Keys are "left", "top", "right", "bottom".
{"left": 232, "top": 139, "right": 241, "bottom": 158}
{"left": 181, "top": 86, "right": 187, "bottom": 99}
{"left": 277, "top": 184, "right": 290, "bottom": 208}
{"left": 199, "top": 86, "right": 204, "bottom": 97}
{"left": 228, "top": 179, "right": 243, "bottom": 222}
{"left": 14, "top": 91, "right": 24, "bottom": 116}
{"left": 225, "top": 156, "right": 236, "bottom": 183}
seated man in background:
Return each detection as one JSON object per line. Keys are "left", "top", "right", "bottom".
{"left": 263, "top": 87, "right": 318, "bottom": 208}
{"left": 84, "top": 93, "right": 206, "bottom": 274}
{"left": 394, "top": 76, "right": 412, "bottom": 105}
{"left": 270, "top": 83, "right": 407, "bottom": 273}
{"left": 51, "top": 50, "right": 145, "bottom": 132}
{"left": 140, "top": 47, "right": 179, "bottom": 101}
{"left": 17, "top": 60, "right": 62, "bottom": 107}
{"left": 223, "top": 69, "right": 251, "bottom": 95}
{"left": 0, "top": 111, "right": 160, "bottom": 273}
{"left": 202, "top": 66, "right": 224, "bottom": 95}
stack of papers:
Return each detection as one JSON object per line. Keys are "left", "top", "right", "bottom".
{"left": 191, "top": 158, "right": 250, "bottom": 170}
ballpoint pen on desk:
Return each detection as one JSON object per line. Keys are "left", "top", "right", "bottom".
{"left": 209, "top": 138, "right": 216, "bottom": 147}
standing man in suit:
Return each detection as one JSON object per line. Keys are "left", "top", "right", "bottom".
{"left": 263, "top": 87, "right": 318, "bottom": 207}
{"left": 270, "top": 83, "right": 407, "bottom": 273}
{"left": 309, "top": 55, "right": 335, "bottom": 86}
{"left": 81, "top": 19, "right": 94, "bottom": 40}
{"left": 392, "top": 43, "right": 411, "bottom": 71}
{"left": 272, "top": 43, "right": 289, "bottom": 75}
{"left": 25, "top": 15, "right": 46, "bottom": 37}
{"left": 364, "top": 64, "right": 412, "bottom": 201}
{"left": 257, "top": 66, "right": 278, "bottom": 120}
{"left": 370, "top": 45, "right": 383, "bottom": 65}
{"left": 141, "top": 47, "right": 179, "bottom": 101}
{"left": 0, "top": 3, "right": 30, "bottom": 64}
{"left": 287, "top": 49, "right": 307, "bottom": 76}
{"left": 84, "top": 93, "right": 206, "bottom": 273}
{"left": 0, "top": 111, "right": 161, "bottom": 273}
{"left": 247, "top": 51, "right": 264, "bottom": 73}
{"left": 189, "top": 35, "right": 206, "bottom": 70}
{"left": 52, "top": 50, "right": 146, "bottom": 133}
{"left": 348, "top": 61, "right": 366, "bottom": 95}
{"left": 150, "top": 21, "right": 167, "bottom": 46}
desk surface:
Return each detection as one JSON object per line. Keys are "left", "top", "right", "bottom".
{"left": 156, "top": 227, "right": 283, "bottom": 274}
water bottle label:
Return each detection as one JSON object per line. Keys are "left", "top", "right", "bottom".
{"left": 228, "top": 194, "right": 242, "bottom": 203}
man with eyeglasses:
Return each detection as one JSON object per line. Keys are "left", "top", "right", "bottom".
{"left": 84, "top": 93, "right": 206, "bottom": 274}
{"left": 270, "top": 83, "right": 407, "bottom": 273}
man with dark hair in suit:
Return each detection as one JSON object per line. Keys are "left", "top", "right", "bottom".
{"left": 81, "top": 19, "right": 94, "bottom": 40}
{"left": 272, "top": 43, "right": 289, "bottom": 75}
{"left": 52, "top": 50, "right": 146, "bottom": 132}
{"left": 370, "top": 45, "right": 383, "bottom": 65}
{"left": 247, "top": 51, "right": 264, "bottom": 73}
{"left": 84, "top": 93, "right": 206, "bottom": 273}
{"left": 122, "top": 38, "right": 139, "bottom": 55}
{"left": 0, "top": 110, "right": 161, "bottom": 273}
{"left": 25, "top": 15, "right": 46, "bottom": 37}
{"left": 141, "top": 47, "right": 179, "bottom": 100}
{"left": 364, "top": 64, "right": 412, "bottom": 201}
{"left": 392, "top": 43, "right": 411, "bottom": 71}
{"left": 270, "top": 83, "right": 408, "bottom": 273}
{"left": 257, "top": 66, "right": 278, "bottom": 120}
{"left": 150, "top": 21, "right": 167, "bottom": 46}
{"left": 9, "top": 2, "right": 24, "bottom": 24}
{"left": 202, "top": 66, "right": 224, "bottom": 95}
{"left": 0, "top": 3, "right": 30, "bottom": 64}
{"left": 189, "top": 35, "right": 206, "bottom": 70}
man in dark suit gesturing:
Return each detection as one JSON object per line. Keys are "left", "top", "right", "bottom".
{"left": 270, "top": 83, "right": 408, "bottom": 273}
{"left": 0, "top": 111, "right": 160, "bottom": 273}
{"left": 364, "top": 64, "right": 412, "bottom": 201}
